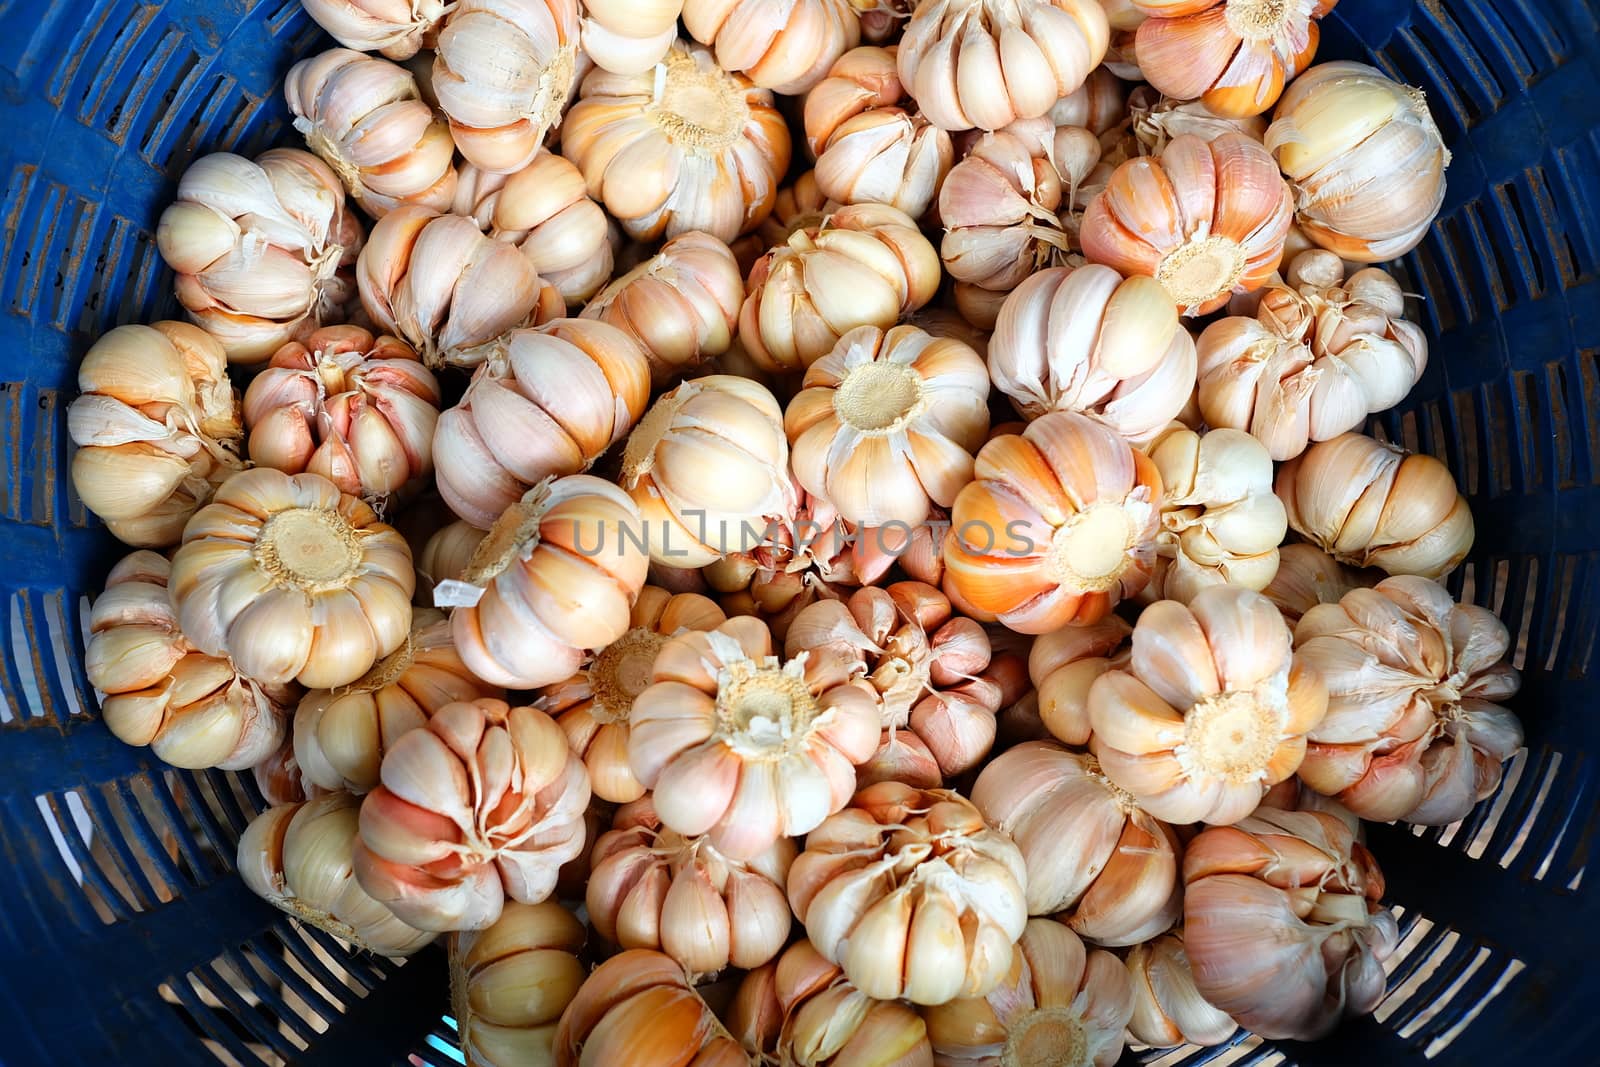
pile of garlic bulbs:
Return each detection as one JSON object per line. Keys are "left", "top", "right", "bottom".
{"left": 72, "top": 1, "right": 1520, "bottom": 1063}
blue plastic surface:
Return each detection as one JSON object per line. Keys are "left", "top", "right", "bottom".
{"left": 1, "top": 1, "right": 1598, "bottom": 1063}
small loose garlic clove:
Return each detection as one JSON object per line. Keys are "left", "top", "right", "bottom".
{"left": 1028, "top": 615, "right": 1131, "bottom": 747}
{"left": 553, "top": 949, "right": 746, "bottom": 1067}
{"left": 449, "top": 900, "right": 586, "bottom": 1067}
{"left": 684, "top": 0, "right": 862, "bottom": 94}
{"left": 852, "top": 501, "right": 949, "bottom": 590}
{"left": 299, "top": 0, "right": 449, "bottom": 59}
{"left": 579, "top": 0, "right": 683, "bottom": 74}
{"left": 418, "top": 519, "right": 485, "bottom": 605}
{"left": 1125, "top": 929, "right": 1238, "bottom": 1050}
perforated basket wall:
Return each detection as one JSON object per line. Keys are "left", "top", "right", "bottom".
{"left": 0, "top": 1, "right": 1597, "bottom": 1064}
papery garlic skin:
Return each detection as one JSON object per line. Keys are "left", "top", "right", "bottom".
{"left": 943, "top": 411, "right": 1162, "bottom": 635}
{"left": 1089, "top": 585, "right": 1328, "bottom": 825}
{"left": 898, "top": 0, "right": 1110, "bottom": 132}
{"left": 1125, "top": 930, "right": 1238, "bottom": 1049}
{"left": 684, "top": 0, "right": 861, "bottom": 94}
{"left": 580, "top": 0, "right": 683, "bottom": 74}
{"left": 68, "top": 322, "right": 244, "bottom": 547}
{"left": 788, "top": 783, "right": 1027, "bottom": 1005}
{"left": 1182, "top": 808, "right": 1398, "bottom": 1040}
{"left": 156, "top": 149, "right": 363, "bottom": 364}
{"left": 449, "top": 900, "right": 586, "bottom": 1067}
{"left": 562, "top": 42, "right": 792, "bottom": 242}
{"left": 1295, "top": 576, "right": 1523, "bottom": 825}
{"left": 170, "top": 468, "right": 415, "bottom": 689}
{"left": 552, "top": 949, "right": 747, "bottom": 1066}
{"left": 89, "top": 550, "right": 290, "bottom": 771}
{"left": 448, "top": 476, "right": 650, "bottom": 690}
{"left": 1122, "top": 84, "right": 1269, "bottom": 157}
{"left": 1262, "top": 543, "right": 1376, "bottom": 628}
{"left": 238, "top": 793, "right": 435, "bottom": 956}
{"left": 1276, "top": 432, "right": 1474, "bottom": 579}
{"left": 300, "top": 0, "right": 448, "bottom": 59}
{"left": 546, "top": 586, "right": 727, "bottom": 804}
{"left": 1266, "top": 61, "right": 1450, "bottom": 263}
{"left": 354, "top": 698, "right": 590, "bottom": 931}
{"left": 1028, "top": 615, "right": 1131, "bottom": 747}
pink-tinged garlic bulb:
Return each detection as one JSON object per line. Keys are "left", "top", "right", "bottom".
{"left": 741, "top": 203, "right": 941, "bottom": 373}
{"left": 353, "top": 698, "right": 590, "bottom": 931}
{"left": 1080, "top": 133, "right": 1293, "bottom": 316}
{"left": 1028, "top": 615, "right": 1131, "bottom": 746}
{"left": 546, "top": 586, "right": 727, "bottom": 804}
{"left": 580, "top": 230, "right": 745, "bottom": 385}
{"left": 1089, "top": 585, "right": 1328, "bottom": 824}
{"left": 156, "top": 149, "right": 363, "bottom": 364}
{"left": 786, "top": 324, "right": 990, "bottom": 528}
{"left": 293, "top": 608, "right": 500, "bottom": 793}
{"left": 170, "top": 468, "right": 415, "bottom": 689}
{"left": 562, "top": 42, "right": 792, "bottom": 242}
{"left": 1125, "top": 929, "right": 1238, "bottom": 1049}
{"left": 788, "top": 782, "right": 1028, "bottom": 1004}
{"left": 1294, "top": 576, "right": 1523, "bottom": 825}
{"left": 243, "top": 325, "right": 440, "bottom": 504}
{"left": 432, "top": 320, "right": 651, "bottom": 529}
{"left": 432, "top": 0, "right": 581, "bottom": 173}
{"left": 974, "top": 743, "right": 1181, "bottom": 944}
{"left": 1266, "top": 61, "right": 1450, "bottom": 262}
{"left": 67, "top": 322, "right": 243, "bottom": 547}
{"left": 1123, "top": 84, "right": 1269, "bottom": 158}
{"left": 553, "top": 950, "right": 747, "bottom": 1066}
{"left": 852, "top": 502, "right": 948, "bottom": 590}
{"left": 1144, "top": 425, "right": 1287, "bottom": 602}
{"left": 445, "top": 476, "right": 650, "bottom": 689}
{"left": 358, "top": 205, "right": 563, "bottom": 371}
{"left": 684, "top": 0, "right": 862, "bottom": 93}
{"left": 943, "top": 412, "right": 1162, "bottom": 634}
{"left": 1182, "top": 807, "right": 1398, "bottom": 1039}
{"left": 452, "top": 152, "right": 616, "bottom": 305}
{"left": 449, "top": 901, "right": 586, "bottom": 1067}
{"left": 285, "top": 49, "right": 458, "bottom": 218}
{"left": 299, "top": 0, "right": 449, "bottom": 58}
{"left": 989, "top": 265, "right": 1197, "bottom": 444}
{"left": 1132, "top": 0, "right": 1335, "bottom": 118}
{"left": 88, "top": 550, "right": 290, "bottom": 770}
{"left": 1276, "top": 432, "right": 1474, "bottom": 579}
{"left": 579, "top": 0, "right": 682, "bottom": 74}
{"left": 920, "top": 918, "right": 1136, "bottom": 1065}
{"left": 897, "top": 0, "right": 1110, "bottom": 132}
{"left": 1261, "top": 543, "right": 1376, "bottom": 628}
{"left": 586, "top": 796, "right": 794, "bottom": 976}
{"left": 620, "top": 375, "right": 797, "bottom": 567}
{"left": 238, "top": 793, "right": 435, "bottom": 956}
{"left": 419, "top": 519, "right": 485, "bottom": 604}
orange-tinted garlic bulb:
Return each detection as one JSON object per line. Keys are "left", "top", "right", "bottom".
{"left": 299, "top": 0, "right": 449, "bottom": 59}
{"left": 1125, "top": 929, "right": 1238, "bottom": 1049}
{"left": 579, "top": 0, "right": 683, "bottom": 74}
{"left": 684, "top": 0, "right": 862, "bottom": 93}
{"left": 1028, "top": 615, "right": 1131, "bottom": 747}
{"left": 552, "top": 950, "right": 747, "bottom": 1067}
{"left": 943, "top": 412, "right": 1162, "bottom": 634}
{"left": 1261, "top": 543, "right": 1377, "bottom": 628}
{"left": 449, "top": 901, "right": 587, "bottom": 1067}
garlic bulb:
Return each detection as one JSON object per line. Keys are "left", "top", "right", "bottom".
{"left": 788, "top": 782, "right": 1027, "bottom": 1004}
{"left": 354, "top": 698, "right": 590, "bottom": 931}
{"left": 620, "top": 374, "right": 796, "bottom": 567}
{"left": 293, "top": 608, "right": 500, "bottom": 793}
{"left": 989, "top": 265, "right": 1197, "bottom": 444}
{"left": 1088, "top": 585, "right": 1328, "bottom": 824}
{"left": 920, "top": 918, "right": 1135, "bottom": 1066}
{"left": 419, "top": 519, "right": 485, "bottom": 603}
{"left": 156, "top": 149, "right": 363, "bottom": 363}
{"left": 1182, "top": 807, "right": 1398, "bottom": 1039}
{"left": 1125, "top": 930, "right": 1237, "bottom": 1049}
{"left": 580, "top": 230, "right": 745, "bottom": 385}
{"left": 579, "top": 0, "right": 682, "bottom": 74}
{"left": 787, "top": 323, "right": 990, "bottom": 528}
{"left": 1276, "top": 432, "right": 1474, "bottom": 579}
{"left": 1028, "top": 615, "right": 1131, "bottom": 746}
{"left": 170, "top": 468, "right": 415, "bottom": 689}
{"left": 358, "top": 205, "right": 563, "bottom": 371}
{"left": 1133, "top": 0, "right": 1335, "bottom": 118}
{"left": 587, "top": 796, "right": 794, "bottom": 975}
{"left": 562, "top": 42, "right": 792, "bottom": 242}
{"left": 546, "top": 586, "right": 727, "bottom": 804}
{"left": 67, "top": 321, "right": 243, "bottom": 547}
{"left": 897, "top": 0, "right": 1110, "bottom": 132}
{"left": 88, "top": 550, "right": 290, "bottom": 770}
{"left": 1266, "top": 61, "right": 1450, "bottom": 262}
{"left": 1123, "top": 84, "right": 1269, "bottom": 157}
{"left": 1080, "top": 133, "right": 1293, "bottom": 316}
{"left": 238, "top": 793, "right": 435, "bottom": 956}
{"left": 452, "top": 152, "right": 616, "bottom": 304}
{"left": 943, "top": 412, "right": 1162, "bottom": 634}
{"left": 552, "top": 949, "right": 747, "bottom": 1066}
{"left": 1261, "top": 542, "right": 1375, "bottom": 628}
{"left": 1144, "top": 424, "right": 1287, "bottom": 602}
{"left": 433, "top": 320, "right": 651, "bottom": 529}
{"left": 805, "top": 45, "right": 954, "bottom": 218}
{"left": 447, "top": 476, "right": 650, "bottom": 689}
{"left": 973, "top": 743, "right": 1180, "bottom": 944}
{"left": 684, "top": 0, "right": 862, "bottom": 93}
{"left": 1295, "top": 575, "right": 1523, "bottom": 825}
{"left": 243, "top": 325, "right": 441, "bottom": 503}
{"left": 432, "top": 0, "right": 581, "bottom": 173}
{"left": 740, "top": 203, "right": 941, "bottom": 373}
{"left": 450, "top": 901, "right": 586, "bottom": 1067}
{"left": 285, "top": 49, "right": 458, "bottom": 217}
{"left": 299, "top": 0, "right": 448, "bottom": 59}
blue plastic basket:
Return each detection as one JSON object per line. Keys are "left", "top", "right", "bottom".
{"left": 1, "top": 1, "right": 1598, "bottom": 1063}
